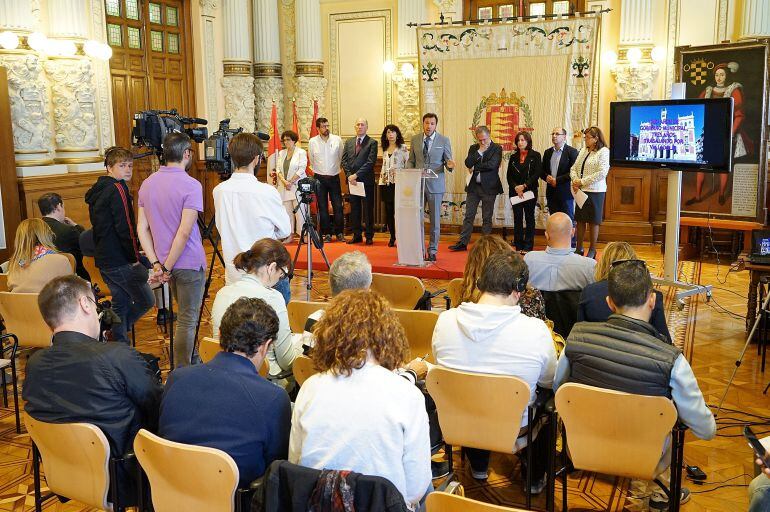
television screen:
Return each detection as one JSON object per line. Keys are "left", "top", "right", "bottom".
{"left": 610, "top": 98, "right": 734, "bottom": 172}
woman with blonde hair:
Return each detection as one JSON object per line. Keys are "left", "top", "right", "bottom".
{"left": 8, "top": 218, "right": 74, "bottom": 292}
{"left": 289, "top": 289, "right": 432, "bottom": 509}
{"left": 577, "top": 241, "right": 671, "bottom": 342}
{"left": 456, "top": 235, "right": 546, "bottom": 320}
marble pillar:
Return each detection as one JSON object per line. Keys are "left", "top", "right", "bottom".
{"left": 294, "top": 0, "right": 325, "bottom": 140}
{"left": 253, "top": 0, "right": 283, "bottom": 135}
{"left": 222, "top": 0, "right": 255, "bottom": 132}
{"left": 740, "top": 0, "right": 770, "bottom": 39}
{"left": 611, "top": 0, "right": 658, "bottom": 101}
{"left": 395, "top": 0, "right": 425, "bottom": 139}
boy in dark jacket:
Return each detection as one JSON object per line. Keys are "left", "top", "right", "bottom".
{"left": 84, "top": 147, "right": 154, "bottom": 343}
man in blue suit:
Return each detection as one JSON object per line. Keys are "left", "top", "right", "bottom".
{"left": 159, "top": 297, "right": 291, "bottom": 485}
{"left": 541, "top": 127, "right": 579, "bottom": 219}
{"left": 408, "top": 113, "right": 454, "bottom": 261}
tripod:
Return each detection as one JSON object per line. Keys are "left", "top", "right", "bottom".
{"left": 716, "top": 276, "right": 770, "bottom": 416}
{"left": 190, "top": 213, "right": 226, "bottom": 361}
{"left": 292, "top": 198, "right": 330, "bottom": 301}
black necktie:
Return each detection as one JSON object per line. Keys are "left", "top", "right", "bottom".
{"left": 423, "top": 137, "right": 429, "bottom": 160}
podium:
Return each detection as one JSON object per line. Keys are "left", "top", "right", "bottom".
{"left": 395, "top": 168, "right": 437, "bottom": 266}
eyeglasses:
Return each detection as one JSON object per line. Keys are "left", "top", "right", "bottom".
{"left": 279, "top": 266, "right": 289, "bottom": 279}
{"left": 551, "top": 132, "right": 565, "bottom": 136}
{"left": 610, "top": 258, "right": 647, "bottom": 269}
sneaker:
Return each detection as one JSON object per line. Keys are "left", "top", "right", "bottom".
{"left": 529, "top": 474, "right": 547, "bottom": 495}
{"left": 471, "top": 468, "right": 488, "bottom": 480}
{"left": 650, "top": 487, "right": 691, "bottom": 509}
{"left": 431, "top": 460, "right": 450, "bottom": 479}
{"left": 336, "top": 233, "right": 346, "bottom": 242}
{"left": 323, "top": 234, "right": 332, "bottom": 243}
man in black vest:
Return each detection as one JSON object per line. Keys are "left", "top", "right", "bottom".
{"left": 554, "top": 259, "right": 715, "bottom": 508}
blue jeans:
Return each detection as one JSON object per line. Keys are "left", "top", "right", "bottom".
{"left": 273, "top": 275, "right": 291, "bottom": 304}
{"left": 749, "top": 474, "right": 770, "bottom": 512}
{"left": 100, "top": 262, "right": 155, "bottom": 344}
{"left": 170, "top": 268, "right": 206, "bottom": 368}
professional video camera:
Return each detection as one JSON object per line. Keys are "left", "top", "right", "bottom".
{"left": 132, "top": 109, "right": 208, "bottom": 162}
{"left": 296, "top": 176, "right": 318, "bottom": 204}
{"left": 203, "top": 118, "right": 243, "bottom": 177}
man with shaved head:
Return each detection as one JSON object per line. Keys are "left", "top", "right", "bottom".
{"left": 524, "top": 212, "right": 595, "bottom": 291}
{"left": 342, "top": 118, "right": 379, "bottom": 245}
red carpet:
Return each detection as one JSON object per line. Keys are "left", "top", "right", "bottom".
{"left": 287, "top": 239, "right": 469, "bottom": 279}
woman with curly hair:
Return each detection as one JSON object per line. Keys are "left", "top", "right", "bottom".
{"left": 289, "top": 289, "right": 432, "bottom": 509}
{"left": 577, "top": 241, "right": 671, "bottom": 343}
{"left": 455, "top": 235, "right": 546, "bottom": 320}
{"left": 8, "top": 218, "right": 74, "bottom": 292}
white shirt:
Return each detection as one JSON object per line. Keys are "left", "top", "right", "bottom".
{"left": 432, "top": 302, "right": 557, "bottom": 427}
{"left": 210, "top": 274, "right": 295, "bottom": 375}
{"left": 213, "top": 173, "right": 291, "bottom": 285}
{"left": 308, "top": 134, "right": 343, "bottom": 176}
{"left": 289, "top": 362, "right": 432, "bottom": 507}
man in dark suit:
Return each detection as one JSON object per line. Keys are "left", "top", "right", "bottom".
{"left": 450, "top": 125, "right": 503, "bottom": 251}
{"left": 341, "top": 118, "right": 379, "bottom": 244}
{"left": 38, "top": 192, "right": 90, "bottom": 281}
{"left": 541, "top": 127, "right": 579, "bottom": 219}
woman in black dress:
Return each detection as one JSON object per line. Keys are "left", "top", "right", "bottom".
{"left": 506, "top": 131, "right": 541, "bottom": 252}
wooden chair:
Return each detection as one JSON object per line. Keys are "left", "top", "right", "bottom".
{"left": 287, "top": 300, "right": 328, "bottom": 333}
{"left": 0, "top": 273, "right": 8, "bottom": 292}
{"left": 426, "top": 367, "right": 552, "bottom": 511}
{"left": 82, "top": 256, "right": 111, "bottom": 296}
{"left": 426, "top": 492, "right": 529, "bottom": 511}
{"left": 25, "top": 412, "right": 131, "bottom": 512}
{"left": 555, "top": 383, "right": 684, "bottom": 512}
{"left": 445, "top": 277, "right": 463, "bottom": 309}
{"left": 292, "top": 354, "right": 317, "bottom": 386}
{"left": 393, "top": 308, "right": 439, "bottom": 361}
{"left": 371, "top": 273, "right": 426, "bottom": 309}
{"left": 134, "top": 429, "right": 248, "bottom": 512}
{"left": 0, "top": 292, "right": 52, "bottom": 433}
{"left": 0, "top": 333, "right": 18, "bottom": 433}
{"left": 198, "top": 336, "right": 269, "bottom": 377}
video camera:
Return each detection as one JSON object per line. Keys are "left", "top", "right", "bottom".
{"left": 132, "top": 109, "right": 208, "bottom": 162}
{"left": 203, "top": 119, "right": 244, "bottom": 178}
{"left": 296, "top": 176, "right": 318, "bottom": 204}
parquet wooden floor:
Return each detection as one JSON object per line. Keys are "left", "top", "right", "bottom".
{"left": 0, "top": 237, "right": 767, "bottom": 511}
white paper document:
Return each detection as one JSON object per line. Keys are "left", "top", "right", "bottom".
{"left": 509, "top": 191, "right": 535, "bottom": 206}
{"left": 349, "top": 181, "right": 366, "bottom": 197}
{"left": 572, "top": 187, "right": 588, "bottom": 208}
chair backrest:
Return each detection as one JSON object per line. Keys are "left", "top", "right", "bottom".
{"left": 134, "top": 429, "right": 240, "bottom": 512}
{"left": 541, "top": 289, "right": 581, "bottom": 338}
{"left": 287, "top": 300, "right": 328, "bottom": 333}
{"left": 426, "top": 492, "right": 527, "bottom": 511}
{"left": 0, "top": 273, "right": 7, "bottom": 292}
{"left": 199, "top": 337, "right": 268, "bottom": 377}
{"left": 393, "top": 308, "right": 439, "bottom": 361}
{"left": 292, "top": 354, "right": 317, "bottom": 386}
{"left": 426, "top": 367, "right": 530, "bottom": 453}
{"left": 82, "top": 256, "right": 111, "bottom": 296}
{"left": 447, "top": 278, "right": 464, "bottom": 308}
{"left": 24, "top": 413, "right": 112, "bottom": 510}
{"left": 0, "top": 292, "right": 52, "bottom": 348}
{"left": 555, "top": 383, "right": 678, "bottom": 480}
{"left": 371, "top": 273, "right": 426, "bottom": 309}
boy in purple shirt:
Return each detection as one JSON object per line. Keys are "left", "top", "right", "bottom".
{"left": 137, "top": 132, "right": 206, "bottom": 367}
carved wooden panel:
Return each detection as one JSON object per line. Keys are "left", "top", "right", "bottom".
{"left": 18, "top": 171, "right": 103, "bottom": 228}
{"left": 604, "top": 167, "right": 651, "bottom": 222}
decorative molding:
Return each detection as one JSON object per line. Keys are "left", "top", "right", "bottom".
{"left": 717, "top": 0, "right": 729, "bottom": 42}
{"left": 222, "top": 75, "right": 256, "bottom": 132}
{"left": 0, "top": 53, "right": 53, "bottom": 158}
{"left": 295, "top": 62, "right": 324, "bottom": 77}
{"left": 393, "top": 71, "right": 420, "bottom": 140}
{"left": 611, "top": 63, "right": 660, "bottom": 100}
{"left": 329, "top": 9, "right": 392, "bottom": 134}
{"left": 90, "top": 0, "right": 114, "bottom": 150}
{"left": 281, "top": 0, "right": 297, "bottom": 129}
{"left": 254, "top": 76, "right": 284, "bottom": 135}
{"left": 44, "top": 58, "right": 99, "bottom": 153}
{"left": 254, "top": 63, "right": 282, "bottom": 77}
{"left": 203, "top": 17, "right": 219, "bottom": 123}
{"left": 54, "top": 156, "right": 103, "bottom": 164}
{"left": 664, "top": 0, "right": 679, "bottom": 97}
{"left": 295, "top": 75, "right": 326, "bottom": 140}
{"left": 16, "top": 158, "right": 55, "bottom": 167}
{"left": 618, "top": 46, "right": 653, "bottom": 61}
{"left": 199, "top": 0, "right": 218, "bottom": 17}
{"left": 223, "top": 62, "right": 252, "bottom": 75}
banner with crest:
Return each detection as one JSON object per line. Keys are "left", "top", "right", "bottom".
{"left": 417, "top": 16, "right": 600, "bottom": 227}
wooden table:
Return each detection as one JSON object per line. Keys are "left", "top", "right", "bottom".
{"left": 746, "top": 262, "right": 770, "bottom": 334}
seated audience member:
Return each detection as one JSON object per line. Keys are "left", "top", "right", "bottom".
{"left": 23, "top": 275, "right": 161, "bottom": 499}
{"left": 455, "top": 234, "right": 546, "bottom": 320}
{"left": 160, "top": 297, "right": 291, "bottom": 485}
{"left": 524, "top": 212, "right": 595, "bottom": 291}
{"left": 578, "top": 241, "right": 672, "bottom": 343}
{"left": 433, "top": 251, "right": 557, "bottom": 491}
{"left": 750, "top": 454, "right": 770, "bottom": 512}
{"left": 211, "top": 238, "right": 294, "bottom": 379}
{"left": 289, "top": 289, "right": 432, "bottom": 509}
{"left": 38, "top": 192, "right": 90, "bottom": 281}
{"left": 7, "top": 218, "right": 74, "bottom": 293}
{"left": 298, "top": 250, "right": 372, "bottom": 349}
{"left": 555, "top": 260, "right": 716, "bottom": 506}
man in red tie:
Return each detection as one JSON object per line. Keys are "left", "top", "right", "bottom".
{"left": 341, "top": 118, "right": 378, "bottom": 245}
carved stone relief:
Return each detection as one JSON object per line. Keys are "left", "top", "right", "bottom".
{"left": 222, "top": 75, "right": 256, "bottom": 132}
{"left": 611, "top": 63, "right": 659, "bottom": 101}
{"left": 394, "top": 75, "right": 420, "bottom": 140}
{"left": 44, "top": 58, "right": 98, "bottom": 150}
{"left": 90, "top": 0, "right": 113, "bottom": 149}
{"left": 0, "top": 53, "right": 53, "bottom": 155}
{"left": 295, "top": 75, "right": 327, "bottom": 140}
{"left": 254, "top": 76, "right": 284, "bottom": 135}
{"left": 280, "top": 0, "right": 297, "bottom": 128}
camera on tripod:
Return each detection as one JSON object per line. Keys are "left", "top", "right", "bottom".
{"left": 203, "top": 119, "right": 245, "bottom": 178}
{"left": 296, "top": 176, "right": 318, "bottom": 204}
{"left": 132, "top": 109, "right": 208, "bottom": 162}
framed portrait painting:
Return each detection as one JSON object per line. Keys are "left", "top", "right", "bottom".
{"left": 675, "top": 41, "right": 769, "bottom": 222}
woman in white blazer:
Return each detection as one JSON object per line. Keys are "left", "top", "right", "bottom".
{"left": 274, "top": 130, "right": 308, "bottom": 236}
{"left": 570, "top": 126, "right": 610, "bottom": 259}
